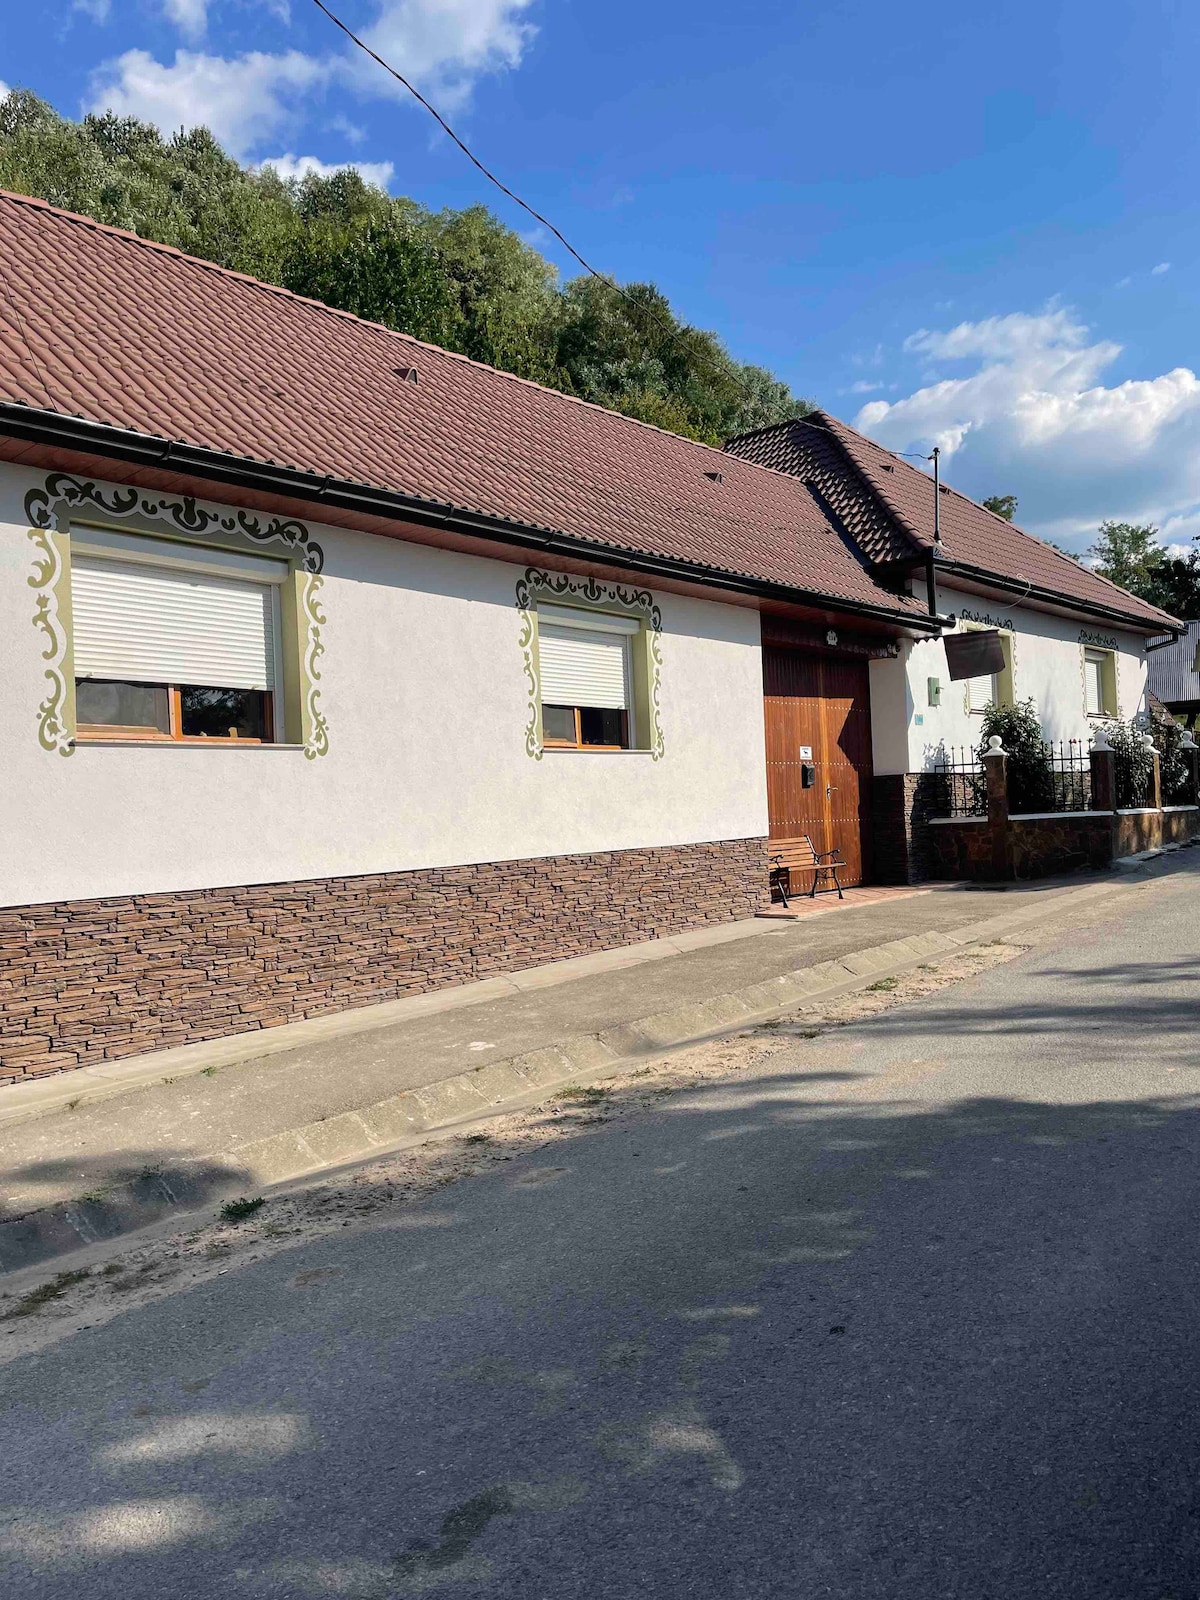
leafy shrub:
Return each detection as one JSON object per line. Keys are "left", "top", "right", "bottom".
{"left": 1105, "top": 719, "right": 1156, "bottom": 808}
{"left": 977, "top": 699, "right": 1053, "bottom": 812}
{"left": 1150, "top": 707, "right": 1195, "bottom": 804}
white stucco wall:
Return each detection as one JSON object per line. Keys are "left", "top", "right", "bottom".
{"left": 2, "top": 466, "right": 769, "bottom": 907}
{"left": 870, "top": 580, "right": 1150, "bottom": 775}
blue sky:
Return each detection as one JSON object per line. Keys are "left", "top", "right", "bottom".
{"left": 5, "top": 0, "right": 1200, "bottom": 552}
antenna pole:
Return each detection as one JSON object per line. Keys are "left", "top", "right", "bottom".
{"left": 932, "top": 445, "right": 941, "bottom": 545}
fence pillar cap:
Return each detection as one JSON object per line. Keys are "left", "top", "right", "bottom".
{"left": 1090, "top": 727, "right": 1113, "bottom": 751}
{"left": 1181, "top": 729, "right": 1198, "bottom": 749}
{"left": 983, "top": 735, "right": 1006, "bottom": 758}
{"left": 1140, "top": 731, "right": 1156, "bottom": 750}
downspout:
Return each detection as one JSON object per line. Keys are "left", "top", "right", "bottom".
{"left": 924, "top": 549, "right": 938, "bottom": 617}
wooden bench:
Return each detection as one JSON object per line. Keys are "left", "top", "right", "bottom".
{"left": 769, "top": 835, "right": 845, "bottom": 906}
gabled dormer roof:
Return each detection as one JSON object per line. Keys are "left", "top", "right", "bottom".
{"left": 726, "top": 410, "right": 1181, "bottom": 635}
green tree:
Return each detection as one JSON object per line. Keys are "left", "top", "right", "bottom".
{"left": 982, "top": 494, "right": 1017, "bottom": 521}
{"left": 0, "top": 90, "right": 812, "bottom": 446}
{"left": 1088, "top": 520, "right": 1200, "bottom": 617}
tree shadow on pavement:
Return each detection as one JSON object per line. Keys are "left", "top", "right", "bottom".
{"left": 4, "top": 1060, "right": 1200, "bottom": 1600}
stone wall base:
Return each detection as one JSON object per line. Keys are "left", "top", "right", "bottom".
{"left": 871, "top": 772, "right": 949, "bottom": 885}
{"left": 0, "top": 837, "right": 770, "bottom": 1084}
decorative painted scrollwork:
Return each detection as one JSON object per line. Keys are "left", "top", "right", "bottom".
{"left": 516, "top": 566, "right": 664, "bottom": 760}
{"left": 27, "top": 526, "right": 73, "bottom": 755}
{"left": 25, "top": 473, "right": 329, "bottom": 757}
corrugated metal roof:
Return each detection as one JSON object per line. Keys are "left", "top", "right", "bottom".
{"left": 1148, "top": 619, "right": 1200, "bottom": 704}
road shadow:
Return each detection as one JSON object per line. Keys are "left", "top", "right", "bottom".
{"left": 4, "top": 1058, "right": 1200, "bottom": 1599}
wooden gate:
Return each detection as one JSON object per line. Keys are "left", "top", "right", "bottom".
{"left": 762, "top": 647, "right": 874, "bottom": 888}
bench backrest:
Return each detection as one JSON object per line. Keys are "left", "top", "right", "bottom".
{"left": 770, "top": 835, "right": 821, "bottom": 870}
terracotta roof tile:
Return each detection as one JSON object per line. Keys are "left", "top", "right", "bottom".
{"left": 729, "top": 411, "right": 1177, "bottom": 632}
{"left": 0, "top": 190, "right": 928, "bottom": 621}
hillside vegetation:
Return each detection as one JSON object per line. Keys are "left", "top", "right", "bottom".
{"left": 0, "top": 91, "right": 810, "bottom": 445}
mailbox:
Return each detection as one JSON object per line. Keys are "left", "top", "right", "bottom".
{"left": 801, "top": 761, "right": 817, "bottom": 789}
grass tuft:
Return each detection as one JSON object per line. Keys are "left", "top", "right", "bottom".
{"left": 2, "top": 1269, "right": 91, "bottom": 1320}
{"left": 219, "top": 1196, "right": 265, "bottom": 1222}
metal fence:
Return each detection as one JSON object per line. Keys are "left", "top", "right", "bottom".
{"left": 1161, "top": 747, "right": 1197, "bottom": 806}
{"left": 929, "top": 749, "right": 987, "bottom": 819}
{"left": 1114, "top": 749, "right": 1154, "bottom": 810}
{"left": 1007, "top": 740, "right": 1092, "bottom": 815}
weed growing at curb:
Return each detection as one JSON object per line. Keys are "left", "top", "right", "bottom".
{"left": 2, "top": 1269, "right": 92, "bottom": 1319}
{"left": 866, "top": 977, "right": 900, "bottom": 992}
{"left": 220, "top": 1197, "right": 265, "bottom": 1222}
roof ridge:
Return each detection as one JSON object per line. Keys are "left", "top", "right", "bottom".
{"left": 0, "top": 186, "right": 805, "bottom": 471}
{"left": 816, "top": 405, "right": 1182, "bottom": 620}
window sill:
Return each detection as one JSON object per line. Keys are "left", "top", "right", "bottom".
{"left": 71, "top": 738, "right": 306, "bottom": 750}
{"left": 540, "top": 746, "right": 654, "bottom": 756}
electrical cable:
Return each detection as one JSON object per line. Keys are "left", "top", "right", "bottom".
{"left": 309, "top": 0, "right": 958, "bottom": 559}
{"left": 309, "top": 0, "right": 809, "bottom": 421}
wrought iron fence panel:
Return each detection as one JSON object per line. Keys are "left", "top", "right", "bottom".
{"left": 1114, "top": 749, "right": 1154, "bottom": 809}
{"left": 930, "top": 748, "right": 987, "bottom": 819}
{"left": 1160, "top": 747, "right": 1196, "bottom": 806}
{"left": 1006, "top": 740, "right": 1091, "bottom": 815}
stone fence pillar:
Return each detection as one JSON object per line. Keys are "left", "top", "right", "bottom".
{"left": 1089, "top": 727, "right": 1118, "bottom": 865}
{"left": 1146, "top": 732, "right": 1163, "bottom": 814}
{"left": 1089, "top": 733, "right": 1115, "bottom": 814}
{"left": 982, "top": 735, "right": 1011, "bottom": 881}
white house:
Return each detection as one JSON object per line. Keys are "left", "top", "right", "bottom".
{"left": 0, "top": 191, "right": 1182, "bottom": 1084}
{"left": 726, "top": 412, "right": 1177, "bottom": 878}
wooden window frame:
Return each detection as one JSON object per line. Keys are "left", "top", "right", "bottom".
{"left": 1083, "top": 647, "right": 1117, "bottom": 719}
{"left": 75, "top": 682, "right": 275, "bottom": 745}
{"left": 541, "top": 704, "right": 630, "bottom": 753}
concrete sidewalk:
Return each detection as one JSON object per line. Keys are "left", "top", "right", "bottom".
{"left": 2, "top": 859, "right": 1194, "bottom": 1273}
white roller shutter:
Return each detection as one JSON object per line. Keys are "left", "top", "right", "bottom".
{"left": 72, "top": 555, "right": 277, "bottom": 691}
{"left": 539, "top": 619, "right": 632, "bottom": 710}
{"left": 1084, "top": 652, "right": 1105, "bottom": 716}
{"left": 966, "top": 672, "right": 995, "bottom": 713}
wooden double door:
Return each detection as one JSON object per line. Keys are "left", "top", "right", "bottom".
{"left": 762, "top": 647, "right": 874, "bottom": 888}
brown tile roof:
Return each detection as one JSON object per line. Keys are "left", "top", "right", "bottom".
{"left": 0, "top": 190, "right": 929, "bottom": 623}
{"left": 727, "top": 411, "right": 1180, "bottom": 632}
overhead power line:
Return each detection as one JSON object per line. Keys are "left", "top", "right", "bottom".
{"left": 309, "top": 0, "right": 801, "bottom": 420}
{"left": 307, "top": 0, "right": 955, "bottom": 561}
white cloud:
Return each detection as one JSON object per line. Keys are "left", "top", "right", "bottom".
{"left": 86, "top": 1, "right": 538, "bottom": 163}
{"left": 86, "top": 49, "right": 329, "bottom": 158}
{"left": 326, "top": 114, "right": 366, "bottom": 145}
{"left": 0, "top": 83, "right": 9, "bottom": 102}
{"left": 1152, "top": 261, "right": 1172, "bottom": 276}
{"left": 72, "top": 0, "right": 112, "bottom": 20}
{"left": 162, "top": 0, "right": 208, "bottom": 43}
{"left": 848, "top": 379, "right": 885, "bottom": 394}
{"left": 257, "top": 152, "right": 394, "bottom": 189}
{"left": 353, "top": 0, "right": 538, "bottom": 109}
{"left": 857, "top": 307, "right": 1200, "bottom": 550}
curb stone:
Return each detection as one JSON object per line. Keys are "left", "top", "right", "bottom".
{"left": 0, "top": 869, "right": 1173, "bottom": 1276}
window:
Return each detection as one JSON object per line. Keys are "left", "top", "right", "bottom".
{"left": 962, "top": 630, "right": 1014, "bottom": 714}
{"left": 538, "top": 605, "right": 639, "bottom": 750}
{"left": 70, "top": 527, "right": 284, "bottom": 743}
{"left": 1083, "top": 647, "right": 1117, "bottom": 718}
{"left": 965, "top": 668, "right": 996, "bottom": 714}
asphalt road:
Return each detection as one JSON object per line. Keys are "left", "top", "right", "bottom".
{"left": 3, "top": 860, "right": 1200, "bottom": 1599}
